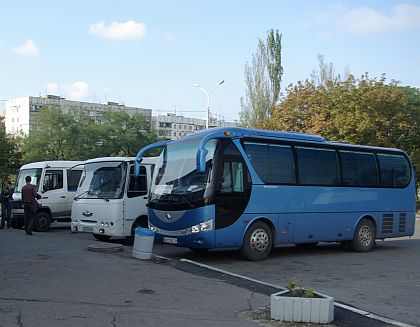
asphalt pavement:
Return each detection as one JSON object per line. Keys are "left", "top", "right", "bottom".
{"left": 0, "top": 225, "right": 415, "bottom": 327}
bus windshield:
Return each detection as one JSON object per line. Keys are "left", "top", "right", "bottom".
{"left": 150, "top": 137, "right": 217, "bottom": 208}
{"left": 14, "top": 168, "right": 43, "bottom": 193}
{"left": 76, "top": 161, "right": 127, "bottom": 200}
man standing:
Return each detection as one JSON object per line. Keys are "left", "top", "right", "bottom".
{"left": 22, "top": 176, "right": 41, "bottom": 235}
{"left": 1, "top": 181, "right": 13, "bottom": 229}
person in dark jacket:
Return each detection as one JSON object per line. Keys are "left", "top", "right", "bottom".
{"left": 21, "top": 176, "right": 41, "bottom": 235}
{"left": 1, "top": 181, "right": 13, "bottom": 229}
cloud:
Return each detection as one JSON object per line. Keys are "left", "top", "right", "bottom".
{"left": 67, "top": 82, "right": 90, "bottom": 100}
{"left": 89, "top": 20, "right": 146, "bottom": 40}
{"left": 340, "top": 3, "right": 420, "bottom": 34}
{"left": 12, "top": 39, "right": 38, "bottom": 56}
{"left": 45, "top": 81, "right": 90, "bottom": 101}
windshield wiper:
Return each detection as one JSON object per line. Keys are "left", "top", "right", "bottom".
{"left": 74, "top": 190, "right": 94, "bottom": 200}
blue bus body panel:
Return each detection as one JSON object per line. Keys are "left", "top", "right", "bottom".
{"left": 148, "top": 205, "right": 216, "bottom": 248}
{"left": 145, "top": 127, "right": 416, "bottom": 250}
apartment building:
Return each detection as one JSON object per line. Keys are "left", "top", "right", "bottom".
{"left": 152, "top": 113, "right": 236, "bottom": 140}
{"left": 5, "top": 95, "right": 152, "bottom": 135}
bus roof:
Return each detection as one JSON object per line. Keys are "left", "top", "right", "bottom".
{"left": 84, "top": 156, "right": 157, "bottom": 165}
{"left": 189, "top": 127, "right": 406, "bottom": 154}
{"left": 187, "top": 127, "right": 327, "bottom": 143}
{"left": 20, "top": 161, "right": 84, "bottom": 170}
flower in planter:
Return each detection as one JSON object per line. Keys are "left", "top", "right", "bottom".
{"left": 270, "top": 278, "right": 334, "bottom": 323}
{"left": 285, "top": 278, "right": 315, "bottom": 298}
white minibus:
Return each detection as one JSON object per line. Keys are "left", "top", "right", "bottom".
{"left": 11, "top": 161, "right": 84, "bottom": 231}
{"left": 71, "top": 157, "right": 156, "bottom": 241}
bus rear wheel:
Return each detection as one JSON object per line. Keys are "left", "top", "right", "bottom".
{"left": 350, "top": 218, "right": 375, "bottom": 252}
{"left": 240, "top": 221, "right": 272, "bottom": 261}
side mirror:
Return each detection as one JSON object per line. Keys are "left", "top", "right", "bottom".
{"left": 197, "top": 148, "right": 208, "bottom": 173}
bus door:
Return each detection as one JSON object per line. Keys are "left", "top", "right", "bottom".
{"left": 66, "top": 169, "right": 83, "bottom": 216}
{"left": 214, "top": 142, "right": 251, "bottom": 247}
{"left": 125, "top": 164, "right": 149, "bottom": 233}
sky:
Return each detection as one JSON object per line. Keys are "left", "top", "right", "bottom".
{"left": 0, "top": 0, "right": 419, "bottom": 122}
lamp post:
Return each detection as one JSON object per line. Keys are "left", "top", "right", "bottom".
{"left": 194, "top": 79, "right": 225, "bottom": 129}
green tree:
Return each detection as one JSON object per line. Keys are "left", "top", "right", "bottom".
{"left": 261, "top": 74, "right": 419, "bottom": 171}
{"left": 97, "top": 111, "right": 158, "bottom": 157}
{"left": 0, "top": 122, "right": 21, "bottom": 184}
{"left": 20, "top": 107, "right": 159, "bottom": 162}
{"left": 310, "top": 54, "right": 349, "bottom": 86}
{"left": 20, "top": 106, "right": 90, "bottom": 162}
{"left": 240, "top": 29, "right": 283, "bottom": 127}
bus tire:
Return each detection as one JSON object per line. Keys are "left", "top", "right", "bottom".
{"left": 93, "top": 234, "right": 111, "bottom": 242}
{"left": 34, "top": 212, "right": 51, "bottom": 232}
{"left": 350, "top": 218, "right": 376, "bottom": 252}
{"left": 240, "top": 221, "right": 272, "bottom": 261}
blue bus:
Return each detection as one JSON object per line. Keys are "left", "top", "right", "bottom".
{"left": 135, "top": 127, "right": 416, "bottom": 260}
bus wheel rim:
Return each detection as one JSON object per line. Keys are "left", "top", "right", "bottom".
{"left": 250, "top": 228, "right": 269, "bottom": 253}
{"left": 359, "top": 225, "right": 372, "bottom": 246}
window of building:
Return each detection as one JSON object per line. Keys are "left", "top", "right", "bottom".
{"left": 296, "top": 147, "right": 339, "bottom": 185}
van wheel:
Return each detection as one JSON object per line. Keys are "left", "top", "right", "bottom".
{"left": 34, "top": 212, "right": 51, "bottom": 232}
{"left": 93, "top": 234, "right": 111, "bottom": 242}
{"left": 240, "top": 221, "right": 272, "bottom": 261}
{"left": 350, "top": 219, "right": 376, "bottom": 252}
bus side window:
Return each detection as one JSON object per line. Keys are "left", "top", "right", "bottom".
{"left": 128, "top": 165, "right": 147, "bottom": 198}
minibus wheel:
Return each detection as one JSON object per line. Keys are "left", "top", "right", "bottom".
{"left": 350, "top": 218, "right": 376, "bottom": 252}
{"left": 240, "top": 221, "right": 272, "bottom": 261}
{"left": 34, "top": 212, "right": 51, "bottom": 232}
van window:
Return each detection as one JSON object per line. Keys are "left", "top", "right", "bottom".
{"left": 128, "top": 165, "right": 147, "bottom": 198}
{"left": 68, "top": 170, "right": 83, "bottom": 191}
{"left": 44, "top": 170, "right": 64, "bottom": 191}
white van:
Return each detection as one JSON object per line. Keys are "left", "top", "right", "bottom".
{"left": 11, "top": 161, "right": 84, "bottom": 231}
{"left": 71, "top": 157, "right": 156, "bottom": 241}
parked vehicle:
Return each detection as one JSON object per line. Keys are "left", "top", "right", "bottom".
{"left": 135, "top": 127, "right": 416, "bottom": 260}
{"left": 11, "top": 161, "right": 84, "bottom": 231}
{"left": 71, "top": 157, "right": 156, "bottom": 241}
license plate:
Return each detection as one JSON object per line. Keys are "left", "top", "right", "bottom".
{"left": 82, "top": 227, "right": 93, "bottom": 232}
{"left": 163, "top": 237, "right": 177, "bottom": 244}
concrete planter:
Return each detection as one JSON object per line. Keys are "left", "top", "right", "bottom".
{"left": 270, "top": 290, "right": 334, "bottom": 324}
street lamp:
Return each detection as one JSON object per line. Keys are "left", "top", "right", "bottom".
{"left": 194, "top": 79, "right": 225, "bottom": 129}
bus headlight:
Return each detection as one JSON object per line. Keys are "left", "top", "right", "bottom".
{"left": 191, "top": 219, "right": 213, "bottom": 233}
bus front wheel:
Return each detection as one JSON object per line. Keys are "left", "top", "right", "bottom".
{"left": 350, "top": 218, "right": 376, "bottom": 252}
{"left": 240, "top": 221, "right": 273, "bottom": 261}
